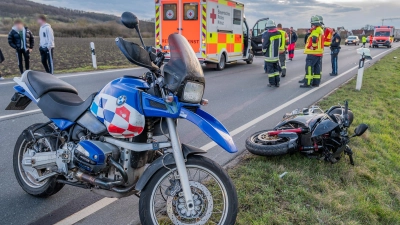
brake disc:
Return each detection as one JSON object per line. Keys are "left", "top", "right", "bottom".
{"left": 166, "top": 181, "right": 213, "bottom": 225}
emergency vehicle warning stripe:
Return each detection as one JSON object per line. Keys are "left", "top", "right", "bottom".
{"left": 202, "top": 3, "right": 207, "bottom": 58}
{"left": 155, "top": 5, "right": 161, "bottom": 48}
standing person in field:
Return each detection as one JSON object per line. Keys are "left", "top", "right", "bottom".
{"left": 287, "top": 27, "right": 298, "bottom": 60}
{"left": 277, "top": 23, "right": 288, "bottom": 77}
{"left": 361, "top": 36, "right": 367, "bottom": 48}
{"left": 37, "top": 15, "right": 55, "bottom": 74}
{"left": 7, "top": 19, "right": 34, "bottom": 74}
{"left": 369, "top": 34, "right": 373, "bottom": 48}
{"left": 329, "top": 28, "right": 341, "bottom": 76}
{"left": 262, "top": 20, "right": 282, "bottom": 87}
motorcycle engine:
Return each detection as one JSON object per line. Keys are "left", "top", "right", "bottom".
{"left": 73, "top": 140, "right": 119, "bottom": 173}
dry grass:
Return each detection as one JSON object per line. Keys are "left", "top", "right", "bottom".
{"left": 0, "top": 37, "right": 154, "bottom": 77}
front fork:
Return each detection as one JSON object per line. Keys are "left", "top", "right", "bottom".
{"left": 165, "top": 117, "right": 195, "bottom": 211}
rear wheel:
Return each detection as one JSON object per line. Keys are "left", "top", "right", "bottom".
{"left": 216, "top": 54, "right": 226, "bottom": 71}
{"left": 13, "top": 124, "right": 64, "bottom": 197}
{"left": 246, "top": 50, "right": 254, "bottom": 64}
{"left": 245, "top": 130, "right": 293, "bottom": 156}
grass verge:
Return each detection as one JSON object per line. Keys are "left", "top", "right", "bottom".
{"left": 231, "top": 49, "right": 400, "bottom": 224}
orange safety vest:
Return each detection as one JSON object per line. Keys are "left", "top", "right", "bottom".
{"left": 324, "top": 27, "right": 333, "bottom": 47}
{"left": 304, "top": 26, "right": 324, "bottom": 56}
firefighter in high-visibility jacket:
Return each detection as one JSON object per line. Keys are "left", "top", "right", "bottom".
{"left": 300, "top": 15, "right": 325, "bottom": 88}
{"left": 262, "top": 20, "right": 282, "bottom": 87}
{"left": 277, "top": 23, "right": 289, "bottom": 77}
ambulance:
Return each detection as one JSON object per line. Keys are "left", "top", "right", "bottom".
{"left": 155, "top": 0, "right": 254, "bottom": 70}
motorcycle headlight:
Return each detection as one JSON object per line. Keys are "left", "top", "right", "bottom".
{"left": 181, "top": 81, "right": 204, "bottom": 103}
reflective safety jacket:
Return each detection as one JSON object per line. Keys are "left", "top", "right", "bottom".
{"left": 277, "top": 29, "right": 288, "bottom": 52}
{"left": 262, "top": 29, "right": 281, "bottom": 62}
{"left": 304, "top": 26, "right": 324, "bottom": 56}
{"left": 324, "top": 27, "right": 333, "bottom": 47}
{"left": 362, "top": 36, "right": 367, "bottom": 43}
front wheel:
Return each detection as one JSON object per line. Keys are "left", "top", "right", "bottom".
{"left": 246, "top": 130, "right": 293, "bottom": 156}
{"left": 139, "top": 155, "right": 238, "bottom": 225}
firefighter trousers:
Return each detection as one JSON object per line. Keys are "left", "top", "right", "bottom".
{"left": 278, "top": 53, "right": 286, "bottom": 76}
{"left": 265, "top": 60, "right": 280, "bottom": 85}
{"left": 304, "top": 55, "right": 322, "bottom": 86}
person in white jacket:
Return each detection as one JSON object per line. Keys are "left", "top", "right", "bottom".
{"left": 37, "top": 15, "right": 55, "bottom": 74}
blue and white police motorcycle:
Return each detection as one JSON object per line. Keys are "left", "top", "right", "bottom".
{"left": 6, "top": 12, "right": 238, "bottom": 224}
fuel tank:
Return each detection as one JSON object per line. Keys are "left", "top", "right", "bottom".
{"left": 90, "top": 76, "right": 149, "bottom": 138}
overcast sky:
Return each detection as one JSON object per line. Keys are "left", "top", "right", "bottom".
{"left": 31, "top": 0, "right": 400, "bottom": 30}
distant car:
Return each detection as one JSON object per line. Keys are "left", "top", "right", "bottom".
{"left": 345, "top": 36, "right": 360, "bottom": 45}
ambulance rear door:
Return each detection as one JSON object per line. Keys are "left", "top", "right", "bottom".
{"left": 159, "top": 0, "right": 180, "bottom": 48}
{"left": 181, "top": 1, "right": 201, "bottom": 56}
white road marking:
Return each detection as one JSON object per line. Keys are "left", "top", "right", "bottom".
{"left": 53, "top": 46, "right": 397, "bottom": 225}
{"left": 53, "top": 198, "right": 118, "bottom": 225}
{"left": 0, "top": 109, "right": 41, "bottom": 120}
{"left": 0, "top": 68, "right": 140, "bottom": 86}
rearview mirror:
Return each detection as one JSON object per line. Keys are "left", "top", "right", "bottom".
{"left": 354, "top": 124, "right": 369, "bottom": 136}
{"left": 121, "top": 12, "right": 139, "bottom": 29}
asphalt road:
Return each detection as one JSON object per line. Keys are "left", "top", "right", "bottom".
{"left": 0, "top": 44, "right": 398, "bottom": 225}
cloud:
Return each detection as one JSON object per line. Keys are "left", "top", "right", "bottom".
{"left": 30, "top": 0, "right": 400, "bottom": 30}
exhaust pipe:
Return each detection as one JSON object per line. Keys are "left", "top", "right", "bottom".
{"left": 75, "top": 157, "right": 129, "bottom": 190}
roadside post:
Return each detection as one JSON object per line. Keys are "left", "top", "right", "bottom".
{"left": 90, "top": 42, "right": 97, "bottom": 69}
{"left": 356, "top": 48, "right": 372, "bottom": 91}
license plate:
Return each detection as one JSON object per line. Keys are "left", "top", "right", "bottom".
{"left": 258, "top": 44, "right": 262, "bottom": 46}
{"left": 378, "top": 44, "right": 383, "bottom": 46}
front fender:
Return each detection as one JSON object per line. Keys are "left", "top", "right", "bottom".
{"left": 181, "top": 108, "right": 237, "bottom": 153}
{"left": 135, "top": 144, "right": 206, "bottom": 191}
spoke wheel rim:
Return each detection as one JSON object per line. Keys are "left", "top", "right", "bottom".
{"left": 149, "top": 165, "right": 229, "bottom": 225}
{"left": 17, "top": 137, "right": 52, "bottom": 188}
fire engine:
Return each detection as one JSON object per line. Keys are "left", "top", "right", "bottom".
{"left": 155, "top": 0, "right": 254, "bottom": 70}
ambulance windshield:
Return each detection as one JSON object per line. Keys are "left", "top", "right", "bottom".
{"left": 163, "top": 34, "right": 205, "bottom": 92}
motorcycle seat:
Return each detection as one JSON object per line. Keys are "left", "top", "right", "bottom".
{"left": 22, "top": 71, "right": 78, "bottom": 99}
{"left": 37, "top": 92, "right": 95, "bottom": 122}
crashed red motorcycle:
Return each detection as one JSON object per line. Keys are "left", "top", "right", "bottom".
{"left": 246, "top": 101, "right": 368, "bottom": 165}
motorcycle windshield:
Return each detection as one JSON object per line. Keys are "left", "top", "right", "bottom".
{"left": 163, "top": 34, "right": 205, "bottom": 92}
{"left": 312, "top": 119, "right": 339, "bottom": 137}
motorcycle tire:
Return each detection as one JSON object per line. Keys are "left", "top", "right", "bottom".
{"left": 13, "top": 123, "right": 64, "bottom": 198}
{"left": 139, "top": 155, "right": 238, "bottom": 225}
{"left": 246, "top": 130, "right": 292, "bottom": 156}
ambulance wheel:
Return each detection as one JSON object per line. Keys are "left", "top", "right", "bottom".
{"left": 246, "top": 51, "right": 254, "bottom": 64}
{"left": 216, "top": 54, "right": 226, "bottom": 71}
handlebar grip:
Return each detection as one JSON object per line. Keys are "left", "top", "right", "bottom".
{"left": 344, "top": 100, "right": 349, "bottom": 127}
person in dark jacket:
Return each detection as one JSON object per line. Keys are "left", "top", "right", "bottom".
{"left": 8, "top": 19, "right": 34, "bottom": 74}
{"left": 0, "top": 47, "right": 4, "bottom": 79}
{"left": 329, "top": 28, "right": 341, "bottom": 76}
{"left": 262, "top": 20, "right": 282, "bottom": 87}
{"left": 287, "top": 27, "right": 298, "bottom": 60}
{"left": 304, "top": 29, "right": 311, "bottom": 44}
